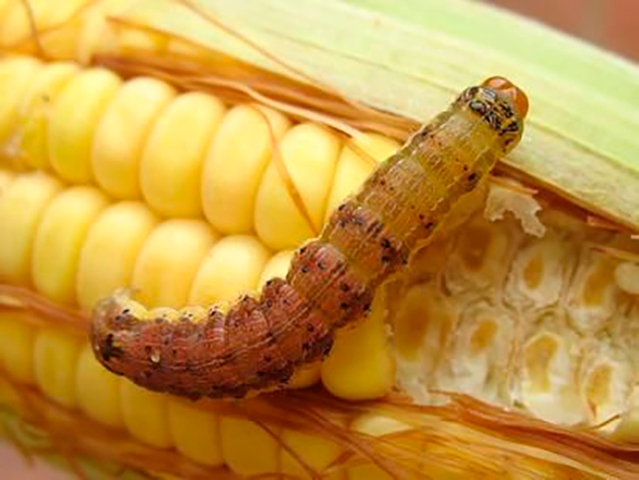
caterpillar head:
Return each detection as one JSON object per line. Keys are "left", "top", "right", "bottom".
{"left": 458, "top": 76, "right": 529, "bottom": 154}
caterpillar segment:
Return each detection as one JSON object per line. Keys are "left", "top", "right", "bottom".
{"left": 90, "top": 77, "right": 529, "bottom": 399}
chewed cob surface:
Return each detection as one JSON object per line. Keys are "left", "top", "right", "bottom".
{"left": 1, "top": 0, "right": 639, "bottom": 478}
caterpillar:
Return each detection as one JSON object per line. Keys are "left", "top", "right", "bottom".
{"left": 90, "top": 77, "right": 529, "bottom": 400}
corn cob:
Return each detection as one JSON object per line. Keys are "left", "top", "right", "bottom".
{"left": 0, "top": 51, "right": 401, "bottom": 476}
{"left": 1, "top": 0, "right": 639, "bottom": 478}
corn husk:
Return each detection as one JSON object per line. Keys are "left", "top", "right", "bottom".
{"left": 117, "top": 0, "right": 639, "bottom": 233}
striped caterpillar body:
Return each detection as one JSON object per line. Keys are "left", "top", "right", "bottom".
{"left": 91, "top": 77, "right": 529, "bottom": 399}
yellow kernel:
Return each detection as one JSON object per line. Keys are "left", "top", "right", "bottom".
{"left": 0, "top": 313, "right": 36, "bottom": 384}
{"left": 76, "top": 201, "right": 159, "bottom": 310}
{"left": 221, "top": 417, "right": 280, "bottom": 476}
{"left": 30, "top": 7, "right": 85, "bottom": 61}
{"left": 49, "top": 68, "right": 123, "bottom": 184}
{"left": 613, "top": 387, "right": 639, "bottom": 442}
{"left": 32, "top": 186, "right": 109, "bottom": 305}
{"left": 168, "top": 399, "right": 224, "bottom": 467}
{"left": 0, "top": 0, "right": 10, "bottom": 18}
{"left": 188, "top": 235, "right": 271, "bottom": 305}
{"left": 324, "top": 134, "right": 399, "bottom": 221}
{"left": 616, "top": 262, "right": 639, "bottom": 295}
{"left": 33, "top": 327, "right": 82, "bottom": 408}
{"left": 348, "top": 414, "right": 412, "bottom": 480}
{"left": 254, "top": 123, "right": 341, "bottom": 250}
{"left": 132, "top": 219, "right": 218, "bottom": 308}
{"left": 279, "top": 428, "right": 343, "bottom": 479}
{"left": 74, "top": 0, "right": 135, "bottom": 64}
{"left": 202, "top": 104, "right": 290, "bottom": 233}
{"left": 321, "top": 293, "right": 394, "bottom": 400}
{"left": 287, "top": 362, "right": 322, "bottom": 390}
{"left": 92, "top": 76, "right": 176, "bottom": 199}
{"left": 0, "top": 56, "right": 42, "bottom": 147}
{"left": 140, "top": 92, "right": 225, "bottom": 217}
{"left": 0, "top": 0, "right": 85, "bottom": 47}
{"left": 75, "top": 343, "right": 123, "bottom": 428}
{"left": 0, "top": 168, "right": 14, "bottom": 195}
{"left": 115, "top": 24, "right": 169, "bottom": 52}
{"left": 15, "top": 62, "right": 79, "bottom": 170}
{"left": 257, "top": 249, "right": 294, "bottom": 288}
{"left": 0, "top": 172, "right": 63, "bottom": 284}
{"left": 120, "top": 379, "right": 173, "bottom": 449}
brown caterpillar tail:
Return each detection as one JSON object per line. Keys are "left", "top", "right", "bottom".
{"left": 90, "top": 239, "right": 373, "bottom": 399}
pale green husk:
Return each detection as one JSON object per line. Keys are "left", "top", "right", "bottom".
{"left": 122, "top": 0, "right": 639, "bottom": 229}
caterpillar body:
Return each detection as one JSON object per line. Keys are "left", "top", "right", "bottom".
{"left": 91, "top": 77, "right": 529, "bottom": 400}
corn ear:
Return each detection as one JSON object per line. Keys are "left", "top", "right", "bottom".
{"left": 1, "top": 0, "right": 639, "bottom": 478}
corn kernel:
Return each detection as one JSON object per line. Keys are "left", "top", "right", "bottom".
{"left": 120, "top": 379, "right": 173, "bottom": 449}
{"left": 115, "top": 24, "right": 169, "bottom": 53}
{"left": 288, "top": 362, "right": 322, "bottom": 390}
{"left": 257, "top": 249, "right": 294, "bottom": 288}
{"left": 324, "top": 133, "right": 399, "bottom": 220}
{"left": 579, "top": 347, "right": 631, "bottom": 433}
{"left": 15, "top": 62, "right": 79, "bottom": 170}
{"left": 0, "top": 313, "right": 36, "bottom": 384}
{"left": 75, "top": 343, "right": 123, "bottom": 428}
{"left": 437, "top": 303, "right": 514, "bottom": 404}
{"left": 504, "top": 234, "right": 573, "bottom": 310}
{"left": 0, "top": 172, "right": 63, "bottom": 283}
{"left": 565, "top": 252, "right": 618, "bottom": 334}
{"left": 254, "top": 122, "right": 341, "bottom": 250}
{"left": 76, "top": 201, "right": 158, "bottom": 310}
{"left": 140, "top": 92, "right": 225, "bottom": 217}
{"left": 188, "top": 235, "right": 271, "bottom": 305}
{"left": 279, "top": 428, "right": 343, "bottom": 479}
{"left": 0, "top": 56, "right": 42, "bottom": 147}
{"left": 612, "top": 386, "right": 639, "bottom": 442}
{"left": 31, "top": 186, "right": 109, "bottom": 304}
{"left": 168, "top": 399, "right": 224, "bottom": 467}
{"left": 0, "top": 0, "right": 85, "bottom": 47}
{"left": 33, "top": 326, "right": 82, "bottom": 408}
{"left": 49, "top": 68, "right": 123, "bottom": 183}
{"left": 27, "top": 4, "right": 85, "bottom": 60}
{"left": 321, "top": 293, "right": 394, "bottom": 400}
{"left": 0, "top": 0, "right": 10, "bottom": 18}
{"left": 221, "top": 417, "right": 280, "bottom": 476}
{"left": 74, "top": 0, "right": 136, "bottom": 64}
{"left": 348, "top": 414, "right": 412, "bottom": 480}
{"left": 0, "top": 168, "right": 13, "bottom": 194}
{"left": 444, "top": 216, "right": 515, "bottom": 295}
{"left": 518, "top": 328, "right": 585, "bottom": 425}
{"left": 615, "top": 262, "right": 639, "bottom": 295}
{"left": 92, "top": 76, "right": 176, "bottom": 200}
{"left": 202, "top": 104, "right": 290, "bottom": 233}
{"left": 131, "top": 219, "right": 217, "bottom": 308}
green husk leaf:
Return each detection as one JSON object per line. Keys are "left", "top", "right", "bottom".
{"left": 122, "top": 0, "right": 639, "bottom": 230}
